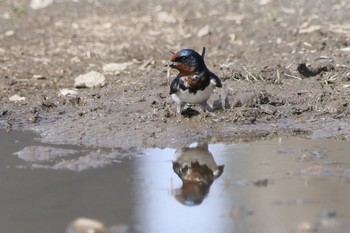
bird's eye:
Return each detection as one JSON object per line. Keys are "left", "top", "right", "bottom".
{"left": 181, "top": 56, "right": 188, "bottom": 61}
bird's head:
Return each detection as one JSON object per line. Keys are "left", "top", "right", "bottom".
{"left": 166, "top": 48, "right": 206, "bottom": 75}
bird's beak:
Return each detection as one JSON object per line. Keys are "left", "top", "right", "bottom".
{"left": 164, "top": 61, "right": 179, "bottom": 67}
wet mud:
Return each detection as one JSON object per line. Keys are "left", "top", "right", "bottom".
{"left": 1, "top": 2, "right": 350, "bottom": 233}
{"left": 0, "top": 0, "right": 349, "bottom": 148}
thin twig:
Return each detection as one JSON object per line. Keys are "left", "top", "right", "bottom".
{"left": 285, "top": 73, "right": 302, "bottom": 80}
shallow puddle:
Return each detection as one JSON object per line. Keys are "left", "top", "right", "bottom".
{"left": 1, "top": 130, "right": 350, "bottom": 233}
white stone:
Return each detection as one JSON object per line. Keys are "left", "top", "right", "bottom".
{"left": 67, "top": 218, "right": 107, "bottom": 233}
{"left": 197, "top": 25, "right": 210, "bottom": 37}
{"left": 2, "top": 12, "right": 10, "bottom": 19}
{"left": 32, "top": 74, "right": 46, "bottom": 80}
{"left": 59, "top": 88, "right": 79, "bottom": 96}
{"left": 30, "top": 0, "right": 53, "bottom": 10}
{"left": 259, "top": 0, "right": 271, "bottom": 5}
{"left": 102, "top": 62, "right": 133, "bottom": 75}
{"left": 9, "top": 94, "right": 26, "bottom": 102}
{"left": 5, "top": 30, "right": 14, "bottom": 37}
{"left": 70, "top": 56, "right": 81, "bottom": 63}
{"left": 340, "top": 47, "right": 350, "bottom": 52}
{"left": 156, "top": 11, "right": 177, "bottom": 23}
{"left": 74, "top": 71, "right": 105, "bottom": 88}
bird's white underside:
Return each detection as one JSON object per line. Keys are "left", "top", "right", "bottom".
{"left": 172, "top": 80, "right": 216, "bottom": 105}
{"left": 171, "top": 80, "right": 218, "bottom": 113}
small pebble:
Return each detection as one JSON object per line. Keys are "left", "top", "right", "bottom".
{"left": 197, "top": 25, "right": 211, "bottom": 37}
{"left": 9, "top": 94, "right": 26, "bottom": 102}
{"left": 67, "top": 218, "right": 107, "bottom": 233}
{"left": 74, "top": 71, "right": 105, "bottom": 88}
{"left": 30, "top": 0, "right": 53, "bottom": 10}
{"left": 102, "top": 62, "right": 133, "bottom": 75}
{"left": 59, "top": 88, "right": 79, "bottom": 96}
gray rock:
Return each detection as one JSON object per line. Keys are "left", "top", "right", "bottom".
{"left": 59, "top": 88, "right": 79, "bottom": 96}
{"left": 197, "top": 25, "right": 211, "bottom": 37}
{"left": 102, "top": 62, "right": 133, "bottom": 75}
{"left": 74, "top": 71, "right": 105, "bottom": 88}
{"left": 156, "top": 11, "right": 177, "bottom": 23}
{"left": 9, "top": 94, "right": 26, "bottom": 102}
{"left": 67, "top": 218, "right": 107, "bottom": 233}
{"left": 30, "top": 0, "right": 53, "bottom": 10}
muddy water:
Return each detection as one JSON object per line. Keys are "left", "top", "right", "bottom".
{"left": 1, "top": 130, "right": 350, "bottom": 233}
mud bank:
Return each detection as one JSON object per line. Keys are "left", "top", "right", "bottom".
{"left": 0, "top": 0, "right": 349, "bottom": 148}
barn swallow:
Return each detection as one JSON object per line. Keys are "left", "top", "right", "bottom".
{"left": 165, "top": 47, "right": 222, "bottom": 114}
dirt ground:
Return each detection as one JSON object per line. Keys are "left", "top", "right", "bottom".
{"left": 0, "top": 0, "right": 349, "bottom": 149}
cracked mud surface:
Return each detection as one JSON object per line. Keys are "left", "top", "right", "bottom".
{"left": 0, "top": 0, "right": 349, "bottom": 149}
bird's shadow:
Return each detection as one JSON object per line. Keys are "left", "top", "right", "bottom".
{"left": 181, "top": 108, "right": 201, "bottom": 117}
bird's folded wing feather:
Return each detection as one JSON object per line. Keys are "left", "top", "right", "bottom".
{"left": 210, "top": 72, "right": 222, "bottom": 88}
{"left": 170, "top": 76, "right": 187, "bottom": 94}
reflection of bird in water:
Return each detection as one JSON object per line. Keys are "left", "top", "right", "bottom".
{"left": 172, "top": 142, "right": 224, "bottom": 206}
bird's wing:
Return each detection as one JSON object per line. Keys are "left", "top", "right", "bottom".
{"left": 209, "top": 72, "right": 222, "bottom": 88}
{"left": 201, "top": 47, "right": 206, "bottom": 58}
{"left": 170, "top": 76, "right": 187, "bottom": 94}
